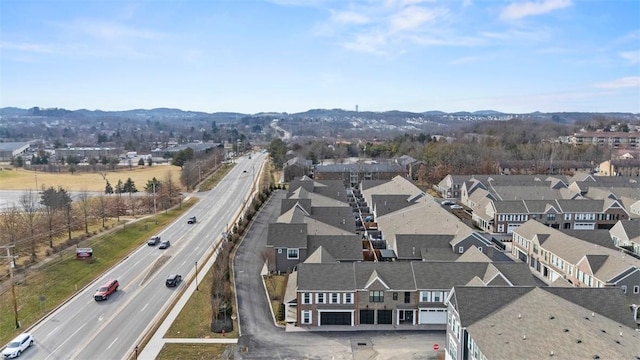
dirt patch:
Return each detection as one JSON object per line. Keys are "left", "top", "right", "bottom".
{"left": 142, "top": 254, "right": 172, "bottom": 285}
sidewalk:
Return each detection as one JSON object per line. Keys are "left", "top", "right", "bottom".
{"left": 137, "top": 238, "right": 238, "bottom": 360}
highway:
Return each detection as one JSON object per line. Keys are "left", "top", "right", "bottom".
{"left": 21, "top": 153, "right": 265, "bottom": 360}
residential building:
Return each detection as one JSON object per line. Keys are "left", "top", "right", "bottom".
{"left": 610, "top": 220, "right": 640, "bottom": 258}
{"left": 292, "top": 261, "right": 538, "bottom": 330}
{"left": 314, "top": 163, "right": 406, "bottom": 188}
{"left": 446, "top": 286, "right": 640, "bottom": 360}
{"left": 598, "top": 159, "right": 640, "bottom": 177}
{"left": 570, "top": 131, "right": 640, "bottom": 149}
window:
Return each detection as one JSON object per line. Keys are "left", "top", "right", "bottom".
{"left": 330, "top": 293, "right": 340, "bottom": 304}
{"left": 420, "top": 291, "right": 431, "bottom": 302}
{"left": 392, "top": 292, "right": 398, "bottom": 301}
{"left": 302, "top": 293, "right": 311, "bottom": 304}
{"left": 404, "top": 292, "right": 411, "bottom": 304}
{"left": 287, "top": 248, "right": 299, "bottom": 259}
{"left": 634, "top": 286, "right": 640, "bottom": 294}
{"left": 477, "top": 247, "right": 482, "bottom": 252}
{"left": 547, "top": 213, "right": 556, "bottom": 221}
{"left": 621, "top": 285, "right": 627, "bottom": 293}
{"left": 343, "top": 293, "right": 353, "bottom": 304}
{"left": 316, "top": 293, "right": 325, "bottom": 304}
{"left": 564, "top": 213, "right": 571, "bottom": 221}
{"left": 369, "top": 290, "right": 384, "bottom": 302}
{"left": 302, "top": 310, "right": 312, "bottom": 324}
{"left": 458, "top": 246, "right": 464, "bottom": 253}
{"left": 433, "top": 291, "right": 442, "bottom": 302}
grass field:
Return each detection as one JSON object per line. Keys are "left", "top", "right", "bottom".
{"left": 156, "top": 343, "right": 229, "bottom": 360}
{"left": 0, "top": 165, "right": 182, "bottom": 192}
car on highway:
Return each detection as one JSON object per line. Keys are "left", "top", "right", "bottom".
{"left": 165, "top": 274, "right": 182, "bottom": 287}
{"left": 147, "top": 235, "right": 161, "bottom": 246}
{"left": 159, "top": 240, "right": 171, "bottom": 249}
{"left": 2, "top": 333, "right": 34, "bottom": 358}
{"left": 94, "top": 279, "right": 119, "bottom": 301}
{"left": 187, "top": 216, "right": 197, "bottom": 224}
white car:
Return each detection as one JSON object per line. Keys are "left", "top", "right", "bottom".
{"left": 450, "top": 204, "right": 463, "bottom": 210}
{"left": 2, "top": 333, "right": 34, "bottom": 358}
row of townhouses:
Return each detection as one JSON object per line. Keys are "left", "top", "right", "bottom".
{"left": 264, "top": 174, "right": 640, "bottom": 359}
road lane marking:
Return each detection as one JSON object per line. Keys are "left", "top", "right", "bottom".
{"left": 141, "top": 303, "right": 148, "bottom": 312}
{"left": 98, "top": 314, "right": 104, "bottom": 322}
{"left": 107, "top": 337, "right": 119, "bottom": 349}
{"left": 46, "top": 326, "right": 59, "bottom": 338}
{"left": 44, "top": 323, "right": 86, "bottom": 360}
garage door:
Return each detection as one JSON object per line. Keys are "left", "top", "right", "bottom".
{"left": 320, "top": 312, "right": 352, "bottom": 326}
{"left": 507, "top": 224, "right": 520, "bottom": 233}
{"left": 418, "top": 309, "right": 447, "bottom": 324}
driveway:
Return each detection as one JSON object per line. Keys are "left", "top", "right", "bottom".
{"left": 233, "top": 190, "right": 445, "bottom": 359}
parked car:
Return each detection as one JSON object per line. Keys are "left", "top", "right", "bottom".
{"left": 450, "top": 204, "right": 463, "bottom": 210}
{"left": 94, "top": 279, "right": 119, "bottom": 301}
{"left": 147, "top": 235, "right": 161, "bottom": 246}
{"left": 165, "top": 274, "right": 182, "bottom": 287}
{"left": 159, "top": 240, "right": 171, "bottom": 249}
{"left": 187, "top": 216, "right": 197, "bottom": 224}
{"left": 441, "top": 200, "right": 454, "bottom": 206}
{"left": 2, "top": 333, "right": 34, "bottom": 358}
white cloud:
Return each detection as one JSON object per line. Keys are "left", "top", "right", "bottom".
{"left": 331, "top": 10, "right": 370, "bottom": 25}
{"left": 0, "top": 41, "right": 53, "bottom": 53}
{"left": 500, "top": 0, "right": 572, "bottom": 20}
{"left": 341, "top": 32, "right": 388, "bottom": 54}
{"left": 620, "top": 50, "right": 640, "bottom": 64}
{"left": 593, "top": 77, "right": 640, "bottom": 89}
{"left": 389, "top": 6, "right": 445, "bottom": 32}
{"left": 462, "top": 0, "right": 472, "bottom": 8}
{"left": 62, "top": 19, "right": 163, "bottom": 41}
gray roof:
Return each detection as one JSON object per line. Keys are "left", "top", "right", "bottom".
{"left": 360, "top": 180, "right": 390, "bottom": 191}
{"left": 297, "top": 263, "right": 356, "bottom": 291}
{"left": 354, "top": 262, "right": 417, "bottom": 290}
{"left": 457, "top": 287, "right": 640, "bottom": 360}
{"left": 371, "top": 194, "right": 417, "bottom": 217}
{"left": 0, "top": 141, "right": 30, "bottom": 151}
{"left": 395, "top": 234, "right": 455, "bottom": 260}
{"left": 307, "top": 235, "right": 362, "bottom": 262}
{"left": 555, "top": 199, "right": 606, "bottom": 212}
{"left": 266, "top": 223, "right": 307, "bottom": 248}
{"left": 560, "top": 229, "right": 618, "bottom": 250}
{"left": 315, "top": 163, "right": 405, "bottom": 173}
{"left": 412, "top": 262, "right": 538, "bottom": 290}
{"left": 304, "top": 246, "right": 336, "bottom": 264}
{"left": 310, "top": 207, "right": 356, "bottom": 233}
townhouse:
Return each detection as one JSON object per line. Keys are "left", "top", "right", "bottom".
{"left": 446, "top": 286, "right": 640, "bottom": 360}
{"left": 314, "top": 163, "right": 406, "bottom": 188}
{"left": 610, "top": 220, "right": 640, "bottom": 258}
{"left": 293, "top": 260, "right": 537, "bottom": 330}
{"left": 511, "top": 220, "right": 640, "bottom": 309}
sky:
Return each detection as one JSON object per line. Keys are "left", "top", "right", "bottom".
{"left": 1, "top": 0, "right": 639, "bottom": 114}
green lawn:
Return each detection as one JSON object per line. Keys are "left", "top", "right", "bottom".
{"left": 156, "top": 343, "right": 230, "bottom": 360}
{"left": 0, "top": 199, "right": 197, "bottom": 345}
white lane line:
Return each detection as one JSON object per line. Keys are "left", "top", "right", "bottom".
{"left": 107, "top": 337, "right": 119, "bottom": 349}
{"left": 46, "top": 326, "right": 59, "bottom": 338}
{"left": 98, "top": 314, "right": 104, "bottom": 322}
{"left": 141, "top": 303, "right": 149, "bottom": 312}
{"left": 181, "top": 260, "right": 186, "bottom": 266}
{"left": 44, "top": 323, "right": 86, "bottom": 360}
{"left": 195, "top": 246, "right": 199, "bottom": 251}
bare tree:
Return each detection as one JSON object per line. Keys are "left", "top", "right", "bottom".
{"left": 20, "top": 190, "right": 41, "bottom": 256}
{"left": 77, "top": 190, "right": 93, "bottom": 234}
{"left": 95, "top": 195, "right": 110, "bottom": 228}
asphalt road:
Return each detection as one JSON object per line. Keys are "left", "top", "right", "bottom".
{"left": 233, "top": 190, "right": 446, "bottom": 360}
{"left": 20, "top": 153, "right": 266, "bottom": 360}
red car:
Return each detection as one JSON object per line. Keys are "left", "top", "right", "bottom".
{"left": 94, "top": 279, "right": 119, "bottom": 301}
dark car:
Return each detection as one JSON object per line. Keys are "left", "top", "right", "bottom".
{"left": 94, "top": 279, "right": 119, "bottom": 301}
{"left": 158, "top": 240, "right": 171, "bottom": 249}
{"left": 187, "top": 216, "right": 197, "bottom": 224}
{"left": 165, "top": 274, "right": 182, "bottom": 287}
{"left": 147, "top": 235, "right": 161, "bottom": 246}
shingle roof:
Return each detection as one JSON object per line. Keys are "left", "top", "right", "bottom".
{"left": 456, "top": 246, "right": 492, "bottom": 262}
{"left": 354, "top": 262, "right": 416, "bottom": 290}
{"left": 461, "top": 287, "right": 640, "bottom": 360}
{"left": 266, "top": 223, "right": 307, "bottom": 248}
{"left": 371, "top": 194, "right": 417, "bottom": 217}
{"left": 296, "top": 263, "right": 356, "bottom": 291}
{"left": 395, "top": 234, "right": 455, "bottom": 260}
{"left": 307, "top": 235, "right": 362, "bottom": 261}
{"left": 315, "top": 163, "right": 405, "bottom": 173}
{"left": 411, "top": 262, "right": 537, "bottom": 290}
{"left": 303, "top": 246, "right": 336, "bottom": 264}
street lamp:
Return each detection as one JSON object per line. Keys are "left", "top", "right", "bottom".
{"left": 152, "top": 181, "right": 157, "bottom": 224}
{"left": 195, "top": 261, "right": 199, "bottom": 291}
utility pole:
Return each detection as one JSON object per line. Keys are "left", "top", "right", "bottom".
{"left": 1, "top": 245, "right": 20, "bottom": 328}
{"left": 152, "top": 181, "right": 157, "bottom": 224}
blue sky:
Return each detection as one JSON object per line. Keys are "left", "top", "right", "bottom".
{"left": 1, "top": 0, "right": 639, "bottom": 114}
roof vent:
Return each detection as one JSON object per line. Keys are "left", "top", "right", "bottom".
{"left": 593, "top": 356, "right": 600, "bottom": 360}
{"left": 549, "top": 315, "right": 555, "bottom": 320}
{"left": 563, "top": 329, "right": 569, "bottom": 333}
{"left": 601, "top": 329, "right": 606, "bottom": 333}
{"left": 522, "top": 335, "right": 526, "bottom": 340}
{"left": 518, "top": 313, "right": 522, "bottom": 319}
{"left": 550, "top": 351, "right": 554, "bottom": 357}
{"left": 576, "top": 339, "right": 582, "bottom": 344}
